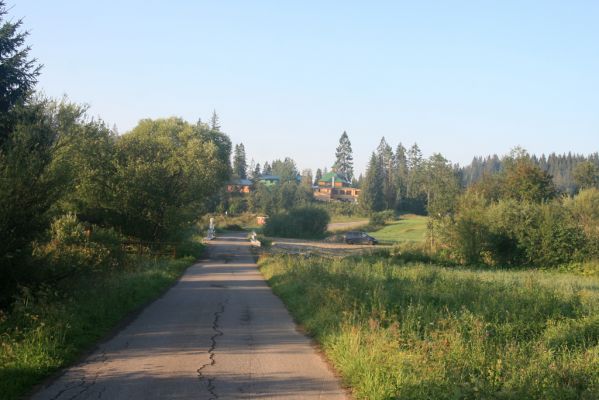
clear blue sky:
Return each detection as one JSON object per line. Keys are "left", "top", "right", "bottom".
{"left": 9, "top": 1, "right": 599, "bottom": 174}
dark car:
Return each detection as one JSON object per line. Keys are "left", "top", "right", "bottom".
{"left": 344, "top": 231, "right": 378, "bottom": 245}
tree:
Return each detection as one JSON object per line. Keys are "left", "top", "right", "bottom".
{"left": 406, "top": 143, "right": 423, "bottom": 198}
{"left": 194, "top": 119, "right": 231, "bottom": 179}
{"left": 394, "top": 142, "right": 408, "bottom": 207}
{"left": 376, "top": 137, "right": 395, "bottom": 209}
{"left": 210, "top": 109, "right": 221, "bottom": 131}
{"left": 314, "top": 168, "right": 322, "bottom": 185}
{"left": 360, "top": 153, "right": 385, "bottom": 212}
{"left": 301, "top": 168, "right": 313, "bottom": 188}
{"left": 502, "top": 151, "right": 556, "bottom": 203}
{"left": 233, "top": 142, "right": 247, "bottom": 179}
{"left": 573, "top": 161, "right": 599, "bottom": 190}
{"left": 271, "top": 157, "right": 298, "bottom": 183}
{"left": 111, "top": 117, "right": 231, "bottom": 240}
{"left": 250, "top": 162, "right": 261, "bottom": 181}
{"left": 422, "top": 153, "right": 460, "bottom": 217}
{"left": 262, "top": 161, "right": 272, "bottom": 175}
{"left": 0, "top": 1, "right": 42, "bottom": 138}
{"left": 333, "top": 131, "right": 354, "bottom": 181}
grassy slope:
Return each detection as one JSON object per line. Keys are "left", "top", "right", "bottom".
{"left": 368, "top": 214, "right": 428, "bottom": 243}
{"left": 0, "top": 256, "right": 194, "bottom": 400}
{"left": 260, "top": 255, "right": 599, "bottom": 400}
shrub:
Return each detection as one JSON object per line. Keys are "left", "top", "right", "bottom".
{"left": 263, "top": 207, "right": 330, "bottom": 239}
{"left": 50, "top": 212, "right": 87, "bottom": 246}
{"left": 369, "top": 210, "right": 395, "bottom": 227}
{"left": 34, "top": 214, "right": 126, "bottom": 280}
{"left": 441, "top": 194, "right": 589, "bottom": 268}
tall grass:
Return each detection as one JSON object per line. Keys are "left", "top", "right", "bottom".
{"left": 260, "top": 255, "right": 599, "bottom": 399}
{"left": 0, "top": 256, "right": 194, "bottom": 400}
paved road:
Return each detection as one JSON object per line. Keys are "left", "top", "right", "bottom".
{"left": 32, "top": 233, "right": 347, "bottom": 400}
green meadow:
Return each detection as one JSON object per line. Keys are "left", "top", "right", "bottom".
{"left": 260, "top": 254, "right": 599, "bottom": 400}
{"left": 368, "top": 214, "right": 428, "bottom": 243}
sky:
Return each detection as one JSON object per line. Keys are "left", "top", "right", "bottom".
{"left": 8, "top": 1, "right": 599, "bottom": 174}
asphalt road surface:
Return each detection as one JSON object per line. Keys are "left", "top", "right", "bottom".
{"left": 32, "top": 232, "right": 347, "bottom": 400}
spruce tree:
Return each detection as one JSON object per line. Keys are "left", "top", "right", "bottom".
{"left": 361, "top": 153, "right": 385, "bottom": 212}
{"left": 262, "top": 161, "right": 272, "bottom": 175}
{"left": 0, "top": 1, "right": 41, "bottom": 139}
{"left": 333, "top": 131, "right": 354, "bottom": 181}
{"left": 233, "top": 143, "right": 247, "bottom": 179}
{"left": 394, "top": 143, "right": 408, "bottom": 207}
{"left": 407, "top": 143, "right": 423, "bottom": 197}
{"left": 314, "top": 168, "right": 323, "bottom": 185}
{"left": 376, "top": 137, "right": 395, "bottom": 209}
{"left": 252, "top": 162, "right": 261, "bottom": 180}
{"left": 210, "top": 110, "right": 221, "bottom": 131}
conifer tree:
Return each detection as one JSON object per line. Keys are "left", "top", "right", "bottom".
{"left": 394, "top": 143, "right": 408, "bottom": 206}
{"left": 314, "top": 168, "right": 323, "bottom": 185}
{"left": 333, "top": 131, "right": 354, "bottom": 181}
{"left": 210, "top": 110, "right": 221, "bottom": 131}
{"left": 407, "top": 143, "right": 423, "bottom": 198}
{"left": 360, "top": 153, "right": 385, "bottom": 212}
{"left": 0, "top": 1, "right": 41, "bottom": 139}
{"left": 252, "top": 162, "right": 261, "bottom": 180}
{"left": 262, "top": 161, "right": 272, "bottom": 175}
{"left": 377, "top": 137, "right": 395, "bottom": 209}
{"left": 233, "top": 143, "right": 247, "bottom": 179}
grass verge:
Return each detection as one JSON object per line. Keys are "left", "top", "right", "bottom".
{"left": 0, "top": 256, "right": 195, "bottom": 400}
{"left": 259, "top": 254, "right": 599, "bottom": 399}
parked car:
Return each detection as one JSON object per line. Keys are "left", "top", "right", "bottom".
{"left": 344, "top": 231, "right": 378, "bottom": 245}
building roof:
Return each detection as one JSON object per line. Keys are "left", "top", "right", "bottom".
{"left": 318, "top": 171, "right": 350, "bottom": 184}
{"left": 258, "top": 175, "right": 280, "bottom": 181}
{"left": 229, "top": 178, "right": 252, "bottom": 186}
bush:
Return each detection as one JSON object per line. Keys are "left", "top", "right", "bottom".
{"left": 263, "top": 207, "right": 330, "bottom": 239}
{"left": 369, "top": 210, "right": 395, "bottom": 227}
{"left": 34, "top": 214, "right": 126, "bottom": 280}
{"left": 441, "top": 194, "right": 589, "bottom": 267}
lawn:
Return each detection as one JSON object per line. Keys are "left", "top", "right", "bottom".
{"left": 0, "top": 256, "right": 195, "bottom": 400}
{"left": 260, "top": 254, "right": 599, "bottom": 400}
{"left": 368, "top": 214, "right": 428, "bottom": 243}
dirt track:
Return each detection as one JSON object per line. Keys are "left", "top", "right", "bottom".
{"left": 32, "top": 233, "right": 347, "bottom": 400}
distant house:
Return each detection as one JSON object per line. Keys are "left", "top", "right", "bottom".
{"left": 313, "top": 172, "right": 360, "bottom": 202}
{"left": 257, "top": 174, "right": 280, "bottom": 187}
{"left": 226, "top": 178, "right": 252, "bottom": 194}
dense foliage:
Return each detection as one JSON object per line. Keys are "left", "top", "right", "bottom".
{"left": 263, "top": 207, "right": 330, "bottom": 238}
{"left": 359, "top": 138, "right": 460, "bottom": 216}
{"left": 0, "top": 5, "right": 231, "bottom": 303}
{"left": 462, "top": 151, "right": 599, "bottom": 194}
{"left": 439, "top": 152, "right": 598, "bottom": 267}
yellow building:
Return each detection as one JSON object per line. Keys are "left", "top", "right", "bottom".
{"left": 313, "top": 172, "right": 360, "bottom": 203}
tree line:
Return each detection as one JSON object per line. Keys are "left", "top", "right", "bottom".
{"left": 461, "top": 152, "right": 599, "bottom": 194}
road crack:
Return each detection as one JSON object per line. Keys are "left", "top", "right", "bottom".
{"left": 48, "top": 351, "right": 107, "bottom": 400}
{"left": 197, "top": 299, "right": 228, "bottom": 399}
